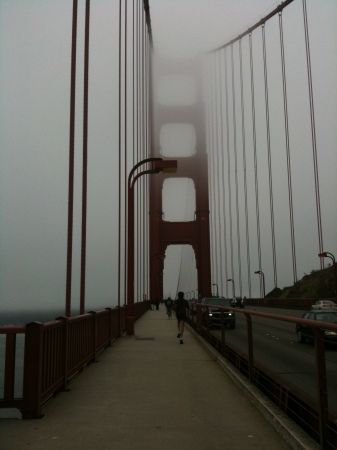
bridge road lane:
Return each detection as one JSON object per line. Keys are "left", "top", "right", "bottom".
{"left": 0, "top": 307, "right": 301, "bottom": 450}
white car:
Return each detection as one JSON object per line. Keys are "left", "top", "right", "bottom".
{"left": 311, "top": 300, "right": 337, "bottom": 310}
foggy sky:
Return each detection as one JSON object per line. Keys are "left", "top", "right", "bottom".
{"left": 0, "top": 0, "right": 336, "bottom": 315}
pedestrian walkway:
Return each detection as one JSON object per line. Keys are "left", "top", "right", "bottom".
{"left": 0, "top": 306, "right": 317, "bottom": 450}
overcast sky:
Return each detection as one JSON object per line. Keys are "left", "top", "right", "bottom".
{"left": 0, "top": 0, "right": 336, "bottom": 315}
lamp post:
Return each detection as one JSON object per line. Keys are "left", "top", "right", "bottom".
{"left": 212, "top": 283, "right": 219, "bottom": 297}
{"left": 227, "top": 279, "right": 235, "bottom": 298}
{"left": 127, "top": 157, "right": 177, "bottom": 335}
{"left": 318, "top": 252, "right": 337, "bottom": 300}
{"left": 254, "top": 270, "right": 266, "bottom": 298}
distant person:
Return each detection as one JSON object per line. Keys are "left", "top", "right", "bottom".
{"left": 166, "top": 297, "right": 173, "bottom": 318}
{"left": 175, "top": 292, "right": 189, "bottom": 344}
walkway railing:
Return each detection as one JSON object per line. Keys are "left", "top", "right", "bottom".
{"left": 0, "top": 301, "right": 149, "bottom": 419}
{"left": 2, "top": 300, "right": 336, "bottom": 448}
{"left": 187, "top": 303, "right": 337, "bottom": 450}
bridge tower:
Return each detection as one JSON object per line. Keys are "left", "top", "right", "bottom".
{"left": 149, "top": 58, "right": 212, "bottom": 300}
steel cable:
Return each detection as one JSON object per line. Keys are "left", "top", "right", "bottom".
{"left": 209, "top": 55, "right": 217, "bottom": 291}
{"left": 261, "top": 23, "right": 278, "bottom": 289}
{"left": 302, "top": 0, "right": 324, "bottom": 264}
{"left": 118, "top": 0, "right": 123, "bottom": 307}
{"left": 224, "top": 48, "right": 235, "bottom": 284}
{"left": 239, "top": 40, "right": 252, "bottom": 298}
{"left": 231, "top": 44, "right": 243, "bottom": 298}
{"left": 249, "top": 32, "right": 263, "bottom": 294}
{"left": 65, "top": 0, "right": 78, "bottom": 316}
{"left": 80, "top": 0, "right": 91, "bottom": 314}
{"left": 218, "top": 50, "right": 229, "bottom": 297}
{"left": 278, "top": 11, "right": 297, "bottom": 284}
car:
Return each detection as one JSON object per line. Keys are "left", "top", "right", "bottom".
{"left": 296, "top": 310, "right": 337, "bottom": 345}
{"left": 201, "top": 297, "right": 235, "bottom": 329}
{"left": 311, "top": 300, "right": 337, "bottom": 310}
{"left": 230, "top": 298, "right": 244, "bottom": 308}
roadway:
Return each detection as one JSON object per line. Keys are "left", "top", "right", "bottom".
{"left": 209, "top": 306, "right": 337, "bottom": 413}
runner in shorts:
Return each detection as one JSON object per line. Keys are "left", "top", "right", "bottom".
{"left": 175, "top": 291, "right": 189, "bottom": 344}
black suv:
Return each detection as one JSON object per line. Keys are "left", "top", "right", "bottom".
{"left": 201, "top": 297, "right": 235, "bottom": 329}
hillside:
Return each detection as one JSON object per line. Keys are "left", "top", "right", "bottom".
{"left": 266, "top": 263, "right": 336, "bottom": 299}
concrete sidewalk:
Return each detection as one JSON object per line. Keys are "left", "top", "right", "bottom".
{"left": 0, "top": 307, "right": 317, "bottom": 450}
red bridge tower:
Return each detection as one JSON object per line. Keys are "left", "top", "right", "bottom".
{"left": 149, "top": 58, "right": 212, "bottom": 300}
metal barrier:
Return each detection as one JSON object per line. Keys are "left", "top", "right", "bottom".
{"left": 0, "top": 302, "right": 149, "bottom": 419}
{"left": 188, "top": 303, "right": 337, "bottom": 450}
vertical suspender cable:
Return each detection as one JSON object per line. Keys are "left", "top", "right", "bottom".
{"left": 262, "top": 23, "right": 278, "bottom": 288}
{"left": 205, "top": 56, "right": 213, "bottom": 294}
{"left": 65, "top": 0, "right": 78, "bottom": 317}
{"left": 249, "top": 32, "right": 263, "bottom": 295}
{"left": 302, "top": 0, "right": 324, "bottom": 263}
{"left": 224, "top": 48, "right": 235, "bottom": 283}
{"left": 219, "top": 49, "right": 229, "bottom": 298}
{"left": 239, "top": 40, "right": 252, "bottom": 298}
{"left": 209, "top": 55, "right": 217, "bottom": 290}
{"left": 279, "top": 11, "right": 297, "bottom": 283}
{"left": 124, "top": 0, "right": 128, "bottom": 303}
{"left": 213, "top": 53, "right": 220, "bottom": 291}
{"left": 136, "top": 0, "right": 140, "bottom": 300}
{"left": 118, "top": 0, "right": 122, "bottom": 306}
{"left": 141, "top": 7, "right": 146, "bottom": 302}
{"left": 80, "top": 0, "right": 90, "bottom": 315}
{"left": 143, "top": 31, "right": 148, "bottom": 301}
{"left": 216, "top": 52, "right": 224, "bottom": 295}
{"left": 231, "top": 44, "right": 242, "bottom": 298}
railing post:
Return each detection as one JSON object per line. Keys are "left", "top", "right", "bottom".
{"left": 313, "top": 328, "right": 329, "bottom": 449}
{"left": 89, "top": 311, "right": 97, "bottom": 361}
{"left": 22, "top": 322, "right": 44, "bottom": 419}
{"left": 220, "top": 310, "right": 226, "bottom": 352}
{"left": 105, "top": 308, "right": 113, "bottom": 345}
{"left": 4, "top": 333, "right": 16, "bottom": 401}
{"left": 244, "top": 313, "right": 255, "bottom": 382}
{"left": 56, "top": 316, "right": 70, "bottom": 390}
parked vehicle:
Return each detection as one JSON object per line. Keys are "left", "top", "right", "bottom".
{"left": 201, "top": 297, "right": 235, "bottom": 329}
{"left": 311, "top": 300, "right": 337, "bottom": 310}
{"left": 296, "top": 310, "right": 337, "bottom": 345}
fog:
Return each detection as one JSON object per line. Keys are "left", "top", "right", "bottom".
{"left": 0, "top": 0, "right": 336, "bottom": 318}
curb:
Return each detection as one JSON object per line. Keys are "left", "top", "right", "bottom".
{"left": 187, "top": 324, "right": 320, "bottom": 450}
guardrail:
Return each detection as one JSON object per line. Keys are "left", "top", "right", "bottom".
{"left": 188, "top": 303, "right": 337, "bottom": 450}
{"left": 0, "top": 301, "right": 149, "bottom": 419}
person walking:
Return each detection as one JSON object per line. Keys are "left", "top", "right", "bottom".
{"left": 175, "top": 291, "right": 189, "bottom": 344}
{"left": 166, "top": 297, "right": 173, "bottom": 318}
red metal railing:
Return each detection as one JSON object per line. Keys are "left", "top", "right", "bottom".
{"left": 0, "top": 301, "right": 149, "bottom": 419}
{"left": 188, "top": 303, "right": 337, "bottom": 450}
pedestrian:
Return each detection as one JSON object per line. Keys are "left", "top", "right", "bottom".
{"left": 166, "top": 297, "right": 173, "bottom": 318}
{"left": 175, "top": 291, "right": 189, "bottom": 344}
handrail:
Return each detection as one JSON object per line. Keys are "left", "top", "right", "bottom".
{"left": 0, "top": 301, "right": 149, "bottom": 419}
{"left": 189, "top": 303, "right": 337, "bottom": 448}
